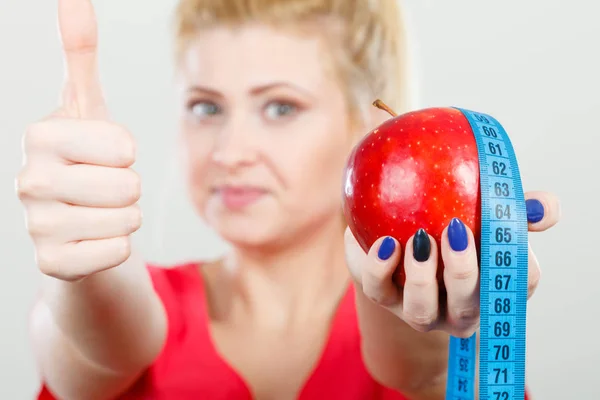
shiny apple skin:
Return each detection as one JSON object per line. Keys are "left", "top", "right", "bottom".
{"left": 342, "top": 107, "right": 481, "bottom": 286}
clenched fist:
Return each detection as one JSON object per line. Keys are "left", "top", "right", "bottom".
{"left": 16, "top": 0, "right": 141, "bottom": 281}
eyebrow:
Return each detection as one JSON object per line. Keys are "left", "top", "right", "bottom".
{"left": 186, "top": 82, "right": 316, "bottom": 99}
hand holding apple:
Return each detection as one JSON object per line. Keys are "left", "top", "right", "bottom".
{"left": 343, "top": 100, "right": 561, "bottom": 336}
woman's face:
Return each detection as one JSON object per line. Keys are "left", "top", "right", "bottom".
{"left": 176, "top": 23, "right": 362, "bottom": 249}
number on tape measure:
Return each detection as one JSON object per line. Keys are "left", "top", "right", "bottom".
{"left": 445, "top": 108, "right": 528, "bottom": 400}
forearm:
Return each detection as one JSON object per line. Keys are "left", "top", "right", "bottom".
{"left": 354, "top": 282, "right": 449, "bottom": 394}
{"left": 34, "top": 250, "right": 167, "bottom": 375}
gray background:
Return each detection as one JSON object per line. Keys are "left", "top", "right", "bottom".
{"left": 1, "top": 0, "right": 598, "bottom": 398}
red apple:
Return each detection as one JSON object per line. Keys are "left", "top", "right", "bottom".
{"left": 342, "top": 100, "right": 481, "bottom": 287}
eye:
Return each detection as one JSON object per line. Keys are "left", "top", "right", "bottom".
{"left": 188, "top": 101, "right": 222, "bottom": 119}
{"left": 264, "top": 101, "right": 298, "bottom": 120}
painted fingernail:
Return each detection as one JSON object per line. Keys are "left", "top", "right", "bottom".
{"left": 526, "top": 199, "right": 544, "bottom": 223}
{"left": 448, "top": 218, "right": 468, "bottom": 252}
{"left": 413, "top": 228, "right": 431, "bottom": 262}
{"left": 378, "top": 236, "right": 396, "bottom": 261}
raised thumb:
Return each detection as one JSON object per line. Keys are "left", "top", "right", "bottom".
{"left": 58, "top": 0, "right": 108, "bottom": 119}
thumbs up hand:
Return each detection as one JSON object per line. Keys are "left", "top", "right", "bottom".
{"left": 16, "top": 0, "right": 141, "bottom": 281}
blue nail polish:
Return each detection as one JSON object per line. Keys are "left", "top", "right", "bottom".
{"left": 378, "top": 236, "right": 396, "bottom": 260}
{"left": 526, "top": 199, "right": 544, "bottom": 223}
{"left": 448, "top": 218, "right": 468, "bottom": 252}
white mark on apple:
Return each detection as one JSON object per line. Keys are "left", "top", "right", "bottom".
{"left": 344, "top": 166, "right": 354, "bottom": 197}
{"left": 454, "top": 161, "right": 478, "bottom": 197}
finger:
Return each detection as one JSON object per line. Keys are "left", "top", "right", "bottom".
{"left": 27, "top": 202, "right": 142, "bottom": 242}
{"left": 401, "top": 228, "right": 440, "bottom": 332}
{"left": 344, "top": 227, "right": 369, "bottom": 284}
{"left": 58, "top": 0, "right": 107, "bottom": 119}
{"left": 37, "top": 236, "right": 132, "bottom": 281}
{"left": 442, "top": 218, "right": 480, "bottom": 337}
{"left": 361, "top": 236, "right": 403, "bottom": 308}
{"left": 527, "top": 242, "right": 541, "bottom": 299}
{"left": 17, "top": 164, "right": 140, "bottom": 208}
{"left": 525, "top": 191, "right": 561, "bottom": 232}
{"left": 25, "top": 119, "right": 135, "bottom": 167}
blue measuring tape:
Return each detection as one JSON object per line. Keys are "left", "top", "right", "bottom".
{"left": 444, "top": 108, "right": 529, "bottom": 400}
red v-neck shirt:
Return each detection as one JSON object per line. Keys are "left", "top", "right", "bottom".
{"left": 37, "top": 262, "right": 530, "bottom": 399}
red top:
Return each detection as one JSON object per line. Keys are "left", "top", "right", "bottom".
{"left": 37, "top": 262, "right": 530, "bottom": 399}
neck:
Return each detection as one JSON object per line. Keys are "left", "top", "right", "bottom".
{"left": 222, "top": 216, "right": 350, "bottom": 330}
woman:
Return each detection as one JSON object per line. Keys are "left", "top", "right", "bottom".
{"left": 18, "top": 0, "right": 560, "bottom": 399}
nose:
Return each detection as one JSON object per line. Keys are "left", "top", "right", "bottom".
{"left": 211, "top": 116, "right": 258, "bottom": 169}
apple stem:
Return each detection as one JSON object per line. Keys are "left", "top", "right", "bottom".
{"left": 372, "top": 99, "right": 397, "bottom": 117}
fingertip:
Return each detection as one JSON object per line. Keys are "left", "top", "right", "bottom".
{"left": 58, "top": 0, "right": 98, "bottom": 54}
{"left": 526, "top": 198, "right": 545, "bottom": 224}
{"left": 376, "top": 236, "right": 397, "bottom": 261}
{"left": 447, "top": 217, "right": 470, "bottom": 253}
{"left": 525, "top": 191, "right": 561, "bottom": 231}
{"left": 58, "top": 0, "right": 107, "bottom": 119}
{"left": 411, "top": 228, "right": 433, "bottom": 263}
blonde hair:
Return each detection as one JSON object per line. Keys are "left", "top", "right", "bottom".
{"left": 172, "top": 0, "right": 414, "bottom": 127}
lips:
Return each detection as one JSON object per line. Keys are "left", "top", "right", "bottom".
{"left": 215, "top": 185, "right": 267, "bottom": 210}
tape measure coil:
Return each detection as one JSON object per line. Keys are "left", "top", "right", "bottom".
{"left": 444, "top": 108, "right": 529, "bottom": 400}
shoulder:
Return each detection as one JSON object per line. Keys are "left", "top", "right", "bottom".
{"left": 146, "top": 261, "right": 204, "bottom": 297}
{"left": 144, "top": 261, "right": 210, "bottom": 345}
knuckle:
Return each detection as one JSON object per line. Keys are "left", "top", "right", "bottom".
{"left": 23, "top": 121, "right": 51, "bottom": 152}
{"left": 25, "top": 209, "right": 54, "bottom": 237}
{"left": 36, "top": 247, "right": 61, "bottom": 278}
{"left": 128, "top": 204, "right": 143, "bottom": 231}
{"left": 407, "top": 314, "right": 435, "bottom": 333}
{"left": 119, "top": 169, "right": 141, "bottom": 204}
{"left": 15, "top": 168, "right": 47, "bottom": 200}
{"left": 113, "top": 236, "right": 133, "bottom": 264}
{"left": 363, "top": 286, "right": 395, "bottom": 307}
{"left": 405, "top": 276, "right": 436, "bottom": 289}
{"left": 450, "top": 306, "right": 480, "bottom": 327}
{"left": 446, "top": 263, "right": 478, "bottom": 282}
{"left": 114, "top": 124, "right": 137, "bottom": 165}
{"left": 451, "top": 328, "right": 478, "bottom": 339}
{"left": 366, "top": 262, "right": 393, "bottom": 284}
{"left": 404, "top": 311, "right": 437, "bottom": 332}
